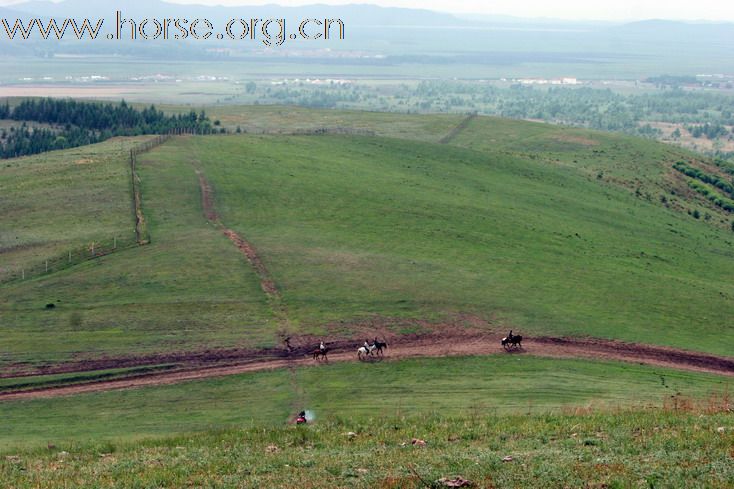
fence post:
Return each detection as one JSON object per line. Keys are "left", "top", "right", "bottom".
{"left": 45, "top": 260, "right": 48, "bottom": 273}
{"left": 21, "top": 268, "right": 24, "bottom": 280}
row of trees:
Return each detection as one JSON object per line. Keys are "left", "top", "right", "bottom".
{"left": 0, "top": 99, "right": 216, "bottom": 158}
{"left": 673, "top": 161, "right": 734, "bottom": 198}
{"left": 685, "top": 123, "right": 730, "bottom": 140}
{"left": 0, "top": 124, "right": 100, "bottom": 159}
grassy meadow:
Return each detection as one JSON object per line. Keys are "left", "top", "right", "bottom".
{"left": 3, "top": 411, "right": 732, "bottom": 488}
{"left": 0, "top": 356, "right": 730, "bottom": 449}
{"left": 185, "top": 131, "right": 733, "bottom": 353}
{"left": 0, "top": 136, "right": 273, "bottom": 368}
{"left": 2, "top": 110, "right": 734, "bottom": 368}
{"left": 0, "top": 136, "right": 150, "bottom": 279}
{"left": 0, "top": 356, "right": 732, "bottom": 488}
{"left": 1, "top": 106, "right": 733, "bottom": 487}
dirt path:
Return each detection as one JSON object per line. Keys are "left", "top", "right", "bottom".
{"left": 194, "top": 169, "right": 282, "bottom": 300}
{"left": 2, "top": 332, "right": 732, "bottom": 401}
{"left": 439, "top": 113, "right": 477, "bottom": 144}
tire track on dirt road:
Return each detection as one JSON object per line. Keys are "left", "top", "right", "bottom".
{"left": 1, "top": 332, "right": 732, "bottom": 401}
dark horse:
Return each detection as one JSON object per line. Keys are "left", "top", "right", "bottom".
{"left": 501, "top": 335, "right": 523, "bottom": 350}
{"left": 312, "top": 347, "right": 329, "bottom": 361}
{"left": 373, "top": 339, "right": 388, "bottom": 356}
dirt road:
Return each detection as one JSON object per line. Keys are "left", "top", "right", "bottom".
{"left": 1, "top": 332, "right": 732, "bottom": 401}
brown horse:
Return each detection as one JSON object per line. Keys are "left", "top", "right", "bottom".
{"left": 312, "top": 347, "right": 329, "bottom": 361}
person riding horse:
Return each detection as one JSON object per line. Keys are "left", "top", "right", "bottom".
{"left": 319, "top": 340, "right": 326, "bottom": 353}
{"left": 501, "top": 330, "right": 522, "bottom": 350}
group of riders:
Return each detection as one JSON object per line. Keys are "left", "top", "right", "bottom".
{"left": 312, "top": 337, "right": 387, "bottom": 360}
{"left": 312, "top": 330, "right": 520, "bottom": 359}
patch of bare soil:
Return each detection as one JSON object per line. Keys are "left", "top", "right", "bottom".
{"left": 552, "top": 134, "right": 599, "bottom": 147}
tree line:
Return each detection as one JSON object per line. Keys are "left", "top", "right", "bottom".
{"left": 0, "top": 99, "right": 216, "bottom": 158}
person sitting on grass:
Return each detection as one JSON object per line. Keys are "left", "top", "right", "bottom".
{"left": 296, "top": 411, "right": 307, "bottom": 424}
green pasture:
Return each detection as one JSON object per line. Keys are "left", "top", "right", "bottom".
{"left": 0, "top": 138, "right": 273, "bottom": 367}
{"left": 185, "top": 132, "right": 734, "bottom": 353}
{"left": 0, "top": 356, "right": 729, "bottom": 449}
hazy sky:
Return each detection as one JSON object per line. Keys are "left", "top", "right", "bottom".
{"left": 2, "top": 0, "right": 734, "bottom": 21}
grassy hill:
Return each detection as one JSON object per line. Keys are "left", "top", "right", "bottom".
{"left": 1, "top": 107, "right": 733, "bottom": 486}
{"left": 0, "top": 136, "right": 147, "bottom": 279}
{"left": 148, "top": 130, "right": 732, "bottom": 352}
{"left": 1, "top": 109, "right": 734, "bottom": 369}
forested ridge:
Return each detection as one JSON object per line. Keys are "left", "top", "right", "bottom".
{"left": 0, "top": 99, "right": 215, "bottom": 158}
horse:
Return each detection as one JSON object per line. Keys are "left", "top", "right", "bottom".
{"left": 372, "top": 339, "right": 388, "bottom": 356}
{"left": 501, "top": 335, "right": 523, "bottom": 350}
{"left": 357, "top": 344, "right": 376, "bottom": 360}
{"left": 312, "top": 347, "right": 329, "bottom": 361}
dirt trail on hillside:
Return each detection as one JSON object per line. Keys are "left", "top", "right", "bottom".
{"left": 2, "top": 332, "right": 732, "bottom": 401}
{"left": 439, "top": 113, "right": 477, "bottom": 144}
{"left": 195, "top": 169, "right": 281, "bottom": 298}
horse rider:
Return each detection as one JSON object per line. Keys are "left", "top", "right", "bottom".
{"left": 363, "top": 339, "right": 371, "bottom": 352}
{"left": 319, "top": 340, "right": 326, "bottom": 353}
{"left": 508, "top": 330, "right": 513, "bottom": 341}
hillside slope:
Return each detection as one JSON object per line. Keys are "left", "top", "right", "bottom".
{"left": 1, "top": 112, "right": 733, "bottom": 369}
{"left": 184, "top": 132, "right": 733, "bottom": 353}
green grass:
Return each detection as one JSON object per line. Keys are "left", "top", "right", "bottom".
{"left": 3, "top": 411, "right": 732, "bottom": 488}
{"left": 0, "top": 356, "right": 729, "bottom": 449}
{"left": 0, "top": 138, "right": 274, "bottom": 367}
{"left": 0, "top": 136, "right": 149, "bottom": 279}
{"left": 3, "top": 111, "right": 734, "bottom": 367}
{"left": 181, "top": 132, "right": 734, "bottom": 354}
{"left": 2, "top": 113, "right": 733, "bottom": 485}
{"left": 206, "top": 105, "right": 465, "bottom": 141}
{"left": 0, "top": 357, "right": 731, "bottom": 488}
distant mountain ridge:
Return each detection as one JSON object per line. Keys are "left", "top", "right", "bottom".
{"left": 6, "top": 0, "right": 472, "bottom": 27}
{"left": 7, "top": 1, "right": 734, "bottom": 29}
{"left": 2, "top": 0, "right": 733, "bottom": 73}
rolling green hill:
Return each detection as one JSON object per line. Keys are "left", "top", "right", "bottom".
{"left": 0, "top": 136, "right": 147, "bottom": 278}
{"left": 1, "top": 109, "right": 734, "bottom": 369}
{"left": 2, "top": 108, "right": 734, "bottom": 487}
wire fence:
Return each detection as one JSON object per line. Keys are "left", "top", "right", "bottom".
{"left": 130, "top": 134, "right": 171, "bottom": 244}
{"left": 1, "top": 135, "right": 172, "bottom": 284}
{"left": 0, "top": 235, "right": 139, "bottom": 283}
